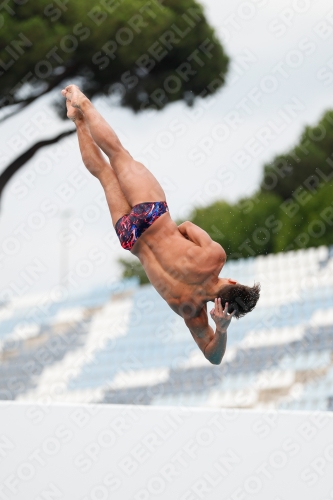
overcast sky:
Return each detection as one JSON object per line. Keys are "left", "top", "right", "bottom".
{"left": 1, "top": 0, "right": 333, "bottom": 300}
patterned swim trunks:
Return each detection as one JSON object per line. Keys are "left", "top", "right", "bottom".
{"left": 115, "top": 201, "right": 169, "bottom": 251}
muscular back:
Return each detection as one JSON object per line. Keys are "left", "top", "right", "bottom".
{"left": 131, "top": 213, "right": 226, "bottom": 318}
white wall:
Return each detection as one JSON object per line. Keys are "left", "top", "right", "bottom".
{"left": 0, "top": 402, "right": 333, "bottom": 499}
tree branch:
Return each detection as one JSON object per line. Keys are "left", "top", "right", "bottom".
{"left": 0, "top": 128, "right": 76, "bottom": 207}
{"left": 0, "top": 63, "right": 79, "bottom": 124}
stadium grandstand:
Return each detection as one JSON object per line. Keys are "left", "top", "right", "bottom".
{"left": 1, "top": 245, "right": 333, "bottom": 412}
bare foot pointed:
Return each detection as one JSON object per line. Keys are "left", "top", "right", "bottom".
{"left": 61, "top": 84, "right": 87, "bottom": 110}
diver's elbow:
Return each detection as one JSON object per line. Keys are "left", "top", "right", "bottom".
{"left": 206, "top": 355, "right": 222, "bottom": 365}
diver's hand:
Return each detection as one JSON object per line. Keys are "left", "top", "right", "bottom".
{"left": 210, "top": 299, "right": 235, "bottom": 332}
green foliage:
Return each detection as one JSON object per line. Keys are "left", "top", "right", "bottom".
{"left": 118, "top": 258, "right": 149, "bottom": 285}
{"left": 261, "top": 110, "right": 333, "bottom": 200}
{"left": 275, "top": 182, "right": 333, "bottom": 252}
{"left": 1, "top": 0, "right": 229, "bottom": 113}
{"left": 188, "top": 110, "right": 333, "bottom": 260}
{"left": 188, "top": 184, "right": 333, "bottom": 260}
{"left": 190, "top": 192, "right": 283, "bottom": 260}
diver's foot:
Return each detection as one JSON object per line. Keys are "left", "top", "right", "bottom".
{"left": 65, "top": 98, "right": 83, "bottom": 123}
{"left": 61, "top": 84, "right": 88, "bottom": 110}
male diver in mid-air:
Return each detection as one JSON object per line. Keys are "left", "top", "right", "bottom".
{"left": 61, "top": 85, "right": 260, "bottom": 365}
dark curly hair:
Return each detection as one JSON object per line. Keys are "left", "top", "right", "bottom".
{"left": 217, "top": 282, "right": 261, "bottom": 319}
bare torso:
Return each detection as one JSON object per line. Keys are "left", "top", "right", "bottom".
{"left": 131, "top": 213, "right": 226, "bottom": 319}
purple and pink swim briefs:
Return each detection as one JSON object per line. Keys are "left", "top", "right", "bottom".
{"left": 115, "top": 201, "right": 169, "bottom": 251}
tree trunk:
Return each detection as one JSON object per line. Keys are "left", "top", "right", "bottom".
{"left": 0, "top": 128, "right": 76, "bottom": 208}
